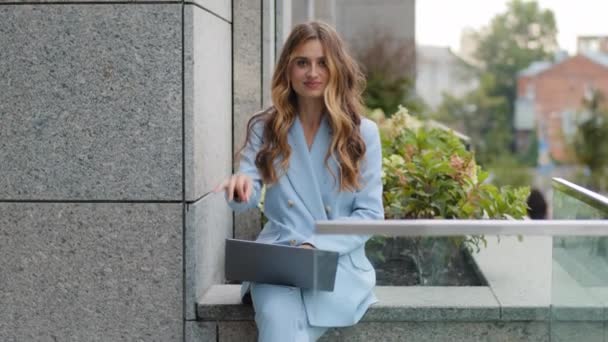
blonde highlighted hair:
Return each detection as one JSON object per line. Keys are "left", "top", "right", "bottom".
{"left": 240, "top": 21, "right": 367, "bottom": 191}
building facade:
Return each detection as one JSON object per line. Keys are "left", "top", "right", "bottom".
{"left": 415, "top": 45, "right": 478, "bottom": 110}
{"left": 515, "top": 53, "right": 608, "bottom": 163}
{"left": 1, "top": 1, "right": 269, "bottom": 340}
{"left": 578, "top": 35, "right": 608, "bottom": 55}
{"left": 279, "top": 0, "right": 416, "bottom": 77}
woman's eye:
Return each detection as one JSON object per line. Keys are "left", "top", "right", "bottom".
{"left": 319, "top": 60, "right": 326, "bottom": 67}
{"left": 296, "top": 60, "right": 308, "bottom": 67}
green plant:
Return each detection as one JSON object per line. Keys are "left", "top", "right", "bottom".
{"left": 367, "top": 106, "right": 530, "bottom": 284}
{"left": 572, "top": 90, "right": 608, "bottom": 192}
{"left": 379, "top": 106, "right": 529, "bottom": 221}
{"left": 486, "top": 154, "right": 533, "bottom": 188}
{"left": 353, "top": 29, "right": 427, "bottom": 116}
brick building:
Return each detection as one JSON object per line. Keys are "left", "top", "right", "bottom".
{"left": 578, "top": 35, "right": 608, "bottom": 54}
{"left": 515, "top": 52, "right": 608, "bottom": 163}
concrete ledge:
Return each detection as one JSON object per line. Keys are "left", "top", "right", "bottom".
{"left": 196, "top": 235, "right": 608, "bottom": 341}
{"left": 473, "top": 236, "right": 552, "bottom": 321}
{"left": 197, "top": 284, "right": 253, "bottom": 321}
{"left": 552, "top": 261, "right": 605, "bottom": 321}
{"left": 197, "top": 285, "right": 501, "bottom": 322}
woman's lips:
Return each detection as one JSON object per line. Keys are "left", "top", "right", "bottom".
{"left": 304, "top": 82, "right": 323, "bottom": 89}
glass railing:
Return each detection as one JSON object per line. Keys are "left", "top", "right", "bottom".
{"left": 309, "top": 178, "right": 608, "bottom": 341}
{"left": 551, "top": 178, "right": 608, "bottom": 341}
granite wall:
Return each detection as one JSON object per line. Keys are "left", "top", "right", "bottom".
{"left": 0, "top": 1, "right": 248, "bottom": 340}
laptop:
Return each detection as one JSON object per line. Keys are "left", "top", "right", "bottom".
{"left": 225, "top": 239, "right": 339, "bottom": 291}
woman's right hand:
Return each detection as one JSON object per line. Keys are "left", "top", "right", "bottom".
{"left": 213, "top": 174, "right": 253, "bottom": 203}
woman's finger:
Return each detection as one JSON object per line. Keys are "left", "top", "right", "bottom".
{"left": 213, "top": 179, "right": 228, "bottom": 193}
{"left": 227, "top": 176, "right": 237, "bottom": 202}
{"left": 236, "top": 175, "right": 248, "bottom": 202}
{"left": 243, "top": 177, "right": 252, "bottom": 202}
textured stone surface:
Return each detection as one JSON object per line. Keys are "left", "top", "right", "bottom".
{"left": 0, "top": 203, "right": 183, "bottom": 341}
{"left": 0, "top": 5, "right": 182, "bottom": 201}
{"left": 190, "top": 0, "right": 232, "bottom": 22}
{"left": 198, "top": 285, "right": 254, "bottom": 320}
{"left": 233, "top": 0, "right": 263, "bottom": 240}
{"left": 588, "top": 287, "right": 608, "bottom": 320}
{"left": 235, "top": 209, "right": 262, "bottom": 240}
{"left": 186, "top": 321, "right": 217, "bottom": 342}
{"left": 261, "top": 0, "right": 274, "bottom": 108}
{"left": 550, "top": 321, "right": 604, "bottom": 342}
{"left": 0, "top": 0, "right": 177, "bottom": 2}
{"left": 364, "top": 286, "right": 499, "bottom": 321}
{"left": 186, "top": 194, "right": 233, "bottom": 320}
{"left": 551, "top": 261, "right": 604, "bottom": 321}
{"left": 473, "top": 236, "right": 552, "bottom": 320}
{"left": 200, "top": 286, "right": 553, "bottom": 340}
{"left": 319, "top": 322, "right": 548, "bottom": 342}
{"left": 198, "top": 285, "right": 498, "bottom": 322}
{"left": 184, "top": 4, "right": 232, "bottom": 202}
{"left": 233, "top": 0, "right": 262, "bottom": 152}
{"left": 211, "top": 320, "right": 550, "bottom": 342}
{"left": 218, "top": 322, "right": 257, "bottom": 342}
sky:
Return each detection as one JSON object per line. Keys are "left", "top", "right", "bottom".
{"left": 417, "top": 0, "right": 608, "bottom": 54}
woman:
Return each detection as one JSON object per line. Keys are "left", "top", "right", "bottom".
{"left": 216, "top": 21, "right": 384, "bottom": 341}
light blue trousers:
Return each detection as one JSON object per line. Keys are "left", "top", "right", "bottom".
{"left": 250, "top": 283, "right": 328, "bottom": 342}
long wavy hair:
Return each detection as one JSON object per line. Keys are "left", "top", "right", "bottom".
{"left": 239, "top": 21, "right": 367, "bottom": 191}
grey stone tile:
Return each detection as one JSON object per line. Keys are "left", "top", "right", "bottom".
{"left": 186, "top": 321, "right": 217, "bottom": 342}
{"left": 0, "top": 5, "right": 182, "bottom": 201}
{"left": 364, "top": 286, "right": 500, "bottom": 321}
{"left": 0, "top": 0, "right": 177, "bottom": 2}
{"left": 550, "top": 321, "right": 604, "bottom": 342}
{"left": 552, "top": 260, "right": 604, "bottom": 321}
{"left": 588, "top": 287, "right": 608, "bottom": 321}
{"left": 198, "top": 285, "right": 254, "bottom": 321}
{"left": 233, "top": 0, "right": 262, "bottom": 152}
{"left": 319, "top": 322, "right": 549, "bottom": 342}
{"left": 0, "top": 203, "right": 183, "bottom": 341}
{"left": 185, "top": 194, "right": 233, "bottom": 320}
{"left": 189, "top": 0, "right": 232, "bottom": 22}
{"left": 218, "top": 321, "right": 257, "bottom": 342}
{"left": 473, "top": 236, "right": 552, "bottom": 320}
{"left": 235, "top": 209, "right": 262, "bottom": 241}
{"left": 233, "top": 0, "right": 263, "bottom": 241}
{"left": 184, "top": 4, "right": 232, "bottom": 202}
{"left": 197, "top": 285, "right": 499, "bottom": 322}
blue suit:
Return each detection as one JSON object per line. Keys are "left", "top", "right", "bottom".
{"left": 228, "top": 114, "right": 384, "bottom": 335}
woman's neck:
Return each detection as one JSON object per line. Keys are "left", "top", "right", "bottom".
{"left": 297, "top": 97, "right": 324, "bottom": 129}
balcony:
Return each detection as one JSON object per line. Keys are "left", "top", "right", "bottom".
{"left": 195, "top": 177, "right": 608, "bottom": 341}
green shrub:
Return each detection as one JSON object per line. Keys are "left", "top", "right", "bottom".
{"left": 377, "top": 106, "right": 530, "bottom": 221}
{"left": 367, "top": 106, "right": 530, "bottom": 284}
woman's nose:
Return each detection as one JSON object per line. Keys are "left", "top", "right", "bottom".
{"left": 308, "top": 63, "right": 319, "bottom": 77}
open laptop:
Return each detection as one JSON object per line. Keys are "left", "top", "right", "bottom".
{"left": 225, "top": 239, "right": 339, "bottom": 291}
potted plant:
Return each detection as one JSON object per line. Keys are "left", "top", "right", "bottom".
{"left": 366, "top": 106, "right": 530, "bottom": 285}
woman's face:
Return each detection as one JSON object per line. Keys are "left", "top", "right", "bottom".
{"left": 289, "top": 39, "right": 329, "bottom": 100}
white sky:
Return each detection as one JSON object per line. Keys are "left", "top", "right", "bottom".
{"left": 417, "top": 0, "right": 608, "bottom": 53}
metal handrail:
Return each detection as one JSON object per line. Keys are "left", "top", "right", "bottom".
{"left": 315, "top": 219, "right": 608, "bottom": 236}
{"left": 552, "top": 177, "right": 608, "bottom": 214}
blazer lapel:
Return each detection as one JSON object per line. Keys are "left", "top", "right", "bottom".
{"left": 309, "top": 116, "right": 339, "bottom": 196}
{"left": 287, "top": 118, "right": 327, "bottom": 221}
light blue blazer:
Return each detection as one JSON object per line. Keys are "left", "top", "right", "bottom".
{"left": 228, "top": 113, "right": 384, "bottom": 327}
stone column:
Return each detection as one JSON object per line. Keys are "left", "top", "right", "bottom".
{"left": 183, "top": 0, "right": 233, "bottom": 327}
{"left": 233, "top": 0, "right": 263, "bottom": 241}
{"left": 0, "top": 1, "right": 234, "bottom": 341}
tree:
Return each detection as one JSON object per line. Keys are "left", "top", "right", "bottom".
{"left": 573, "top": 90, "right": 608, "bottom": 192}
{"left": 432, "top": 73, "right": 511, "bottom": 165}
{"left": 435, "top": 0, "right": 558, "bottom": 163}
{"left": 354, "top": 29, "right": 426, "bottom": 116}
{"left": 475, "top": 0, "right": 558, "bottom": 108}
